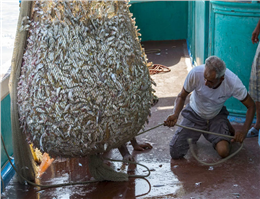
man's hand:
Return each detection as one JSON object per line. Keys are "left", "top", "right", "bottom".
{"left": 133, "top": 143, "right": 152, "bottom": 151}
{"left": 231, "top": 131, "right": 246, "bottom": 143}
{"left": 164, "top": 114, "right": 178, "bottom": 127}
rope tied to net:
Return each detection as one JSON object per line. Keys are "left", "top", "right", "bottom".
{"left": 137, "top": 123, "right": 243, "bottom": 166}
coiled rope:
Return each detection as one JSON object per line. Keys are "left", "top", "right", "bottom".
{"left": 137, "top": 123, "right": 243, "bottom": 166}
{"left": 149, "top": 64, "right": 171, "bottom": 75}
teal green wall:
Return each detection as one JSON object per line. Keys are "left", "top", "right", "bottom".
{"left": 1, "top": 94, "right": 13, "bottom": 168}
{"left": 129, "top": 1, "right": 188, "bottom": 41}
{"left": 209, "top": 1, "right": 260, "bottom": 116}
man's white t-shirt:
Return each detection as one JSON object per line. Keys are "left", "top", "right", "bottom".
{"left": 183, "top": 65, "right": 247, "bottom": 119}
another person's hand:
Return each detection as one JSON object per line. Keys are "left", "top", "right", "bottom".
{"left": 133, "top": 143, "right": 152, "bottom": 151}
{"left": 231, "top": 131, "right": 246, "bottom": 143}
{"left": 164, "top": 114, "right": 178, "bottom": 127}
{"left": 252, "top": 28, "right": 260, "bottom": 44}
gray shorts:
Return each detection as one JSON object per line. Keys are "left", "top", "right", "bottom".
{"left": 169, "top": 104, "right": 232, "bottom": 159}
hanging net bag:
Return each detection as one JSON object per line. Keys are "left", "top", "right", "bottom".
{"left": 10, "top": 0, "right": 154, "bottom": 182}
{"left": 17, "top": 0, "right": 153, "bottom": 157}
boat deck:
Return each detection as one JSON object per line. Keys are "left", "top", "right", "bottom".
{"left": 2, "top": 40, "right": 260, "bottom": 199}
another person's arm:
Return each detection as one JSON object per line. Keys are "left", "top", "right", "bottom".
{"left": 252, "top": 19, "right": 260, "bottom": 44}
{"left": 164, "top": 87, "right": 190, "bottom": 127}
{"left": 232, "top": 94, "right": 256, "bottom": 143}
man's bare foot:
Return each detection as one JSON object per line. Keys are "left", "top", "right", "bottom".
{"left": 133, "top": 143, "right": 153, "bottom": 151}
{"left": 131, "top": 137, "right": 153, "bottom": 151}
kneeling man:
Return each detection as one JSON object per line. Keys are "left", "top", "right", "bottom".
{"left": 164, "top": 56, "right": 255, "bottom": 159}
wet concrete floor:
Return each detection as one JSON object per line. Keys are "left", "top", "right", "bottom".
{"left": 2, "top": 40, "right": 260, "bottom": 199}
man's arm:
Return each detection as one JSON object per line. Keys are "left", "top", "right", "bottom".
{"left": 232, "top": 94, "right": 256, "bottom": 143}
{"left": 164, "top": 87, "right": 190, "bottom": 127}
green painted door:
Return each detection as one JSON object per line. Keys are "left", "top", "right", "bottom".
{"left": 209, "top": 1, "right": 260, "bottom": 116}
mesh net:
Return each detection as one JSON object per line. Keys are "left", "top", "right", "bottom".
{"left": 17, "top": 0, "right": 153, "bottom": 157}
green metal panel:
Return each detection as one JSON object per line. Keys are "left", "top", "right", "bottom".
{"left": 194, "top": 1, "right": 209, "bottom": 65}
{"left": 209, "top": 1, "right": 260, "bottom": 116}
{"left": 129, "top": 1, "right": 188, "bottom": 41}
{"left": 187, "top": 1, "right": 209, "bottom": 66}
{"left": 1, "top": 94, "right": 13, "bottom": 168}
{"left": 187, "top": 1, "right": 195, "bottom": 65}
